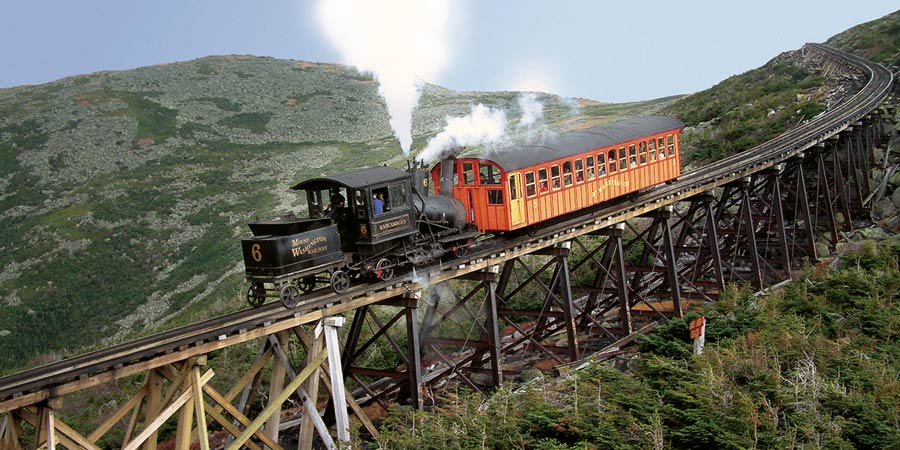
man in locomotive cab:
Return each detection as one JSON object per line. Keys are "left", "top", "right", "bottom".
{"left": 372, "top": 190, "right": 386, "bottom": 215}
{"left": 307, "top": 190, "right": 325, "bottom": 218}
{"left": 325, "top": 188, "right": 345, "bottom": 218}
{"left": 331, "top": 188, "right": 345, "bottom": 209}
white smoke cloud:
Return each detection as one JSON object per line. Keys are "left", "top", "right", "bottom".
{"left": 514, "top": 92, "right": 557, "bottom": 143}
{"left": 516, "top": 93, "right": 544, "bottom": 129}
{"left": 316, "top": 0, "right": 452, "bottom": 155}
{"left": 416, "top": 104, "right": 509, "bottom": 163}
{"left": 562, "top": 97, "right": 583, "bottom": 117}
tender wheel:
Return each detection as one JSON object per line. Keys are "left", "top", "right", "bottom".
{"left": 375, "top": 258, "right": 394, "bottom": 281}
{"left": 246, "top": 283, "right": 266, "bottom": 308}
{"left": 330, "top": 270, "right": 350, "bottom": 294}
{"left": 279, "top": 284, "right": 302, "bottom": 309}
{"left": 298, "top": 276, "right": 317, "bottom": 293}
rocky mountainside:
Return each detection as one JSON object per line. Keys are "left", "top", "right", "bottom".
{"left": 665, "top": 9, "right": 899, "bottom": 169}
{"left": 0, "top": 54, "right": 677, "bottom": 373}
{"left": 827, "top": 9, "right": 900, "bottom": 69}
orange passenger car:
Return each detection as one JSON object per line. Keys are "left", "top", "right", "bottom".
{"left": 430, "top": 116, "right": 684, "bottom": 232}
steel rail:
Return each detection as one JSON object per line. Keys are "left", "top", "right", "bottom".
{"left": 0, "top": 43, "right": 893, "bottom": 407}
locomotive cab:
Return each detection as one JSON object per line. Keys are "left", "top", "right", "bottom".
{"left": 292, "top": 166, "right": 417, "bottom": 258}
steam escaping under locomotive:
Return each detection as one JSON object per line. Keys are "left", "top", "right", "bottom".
{"left": 241, "top": 161, "right": 479, "bottom": 308}
{"left": 241, "top": 115, "right": 684, "bottom": 308}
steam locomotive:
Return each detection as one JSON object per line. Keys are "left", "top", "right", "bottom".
{"left": 241, "top": 161, "right": 479, "bottom": 308}
{"left": 241, "top": 116, "right": 684, "bottom": 308}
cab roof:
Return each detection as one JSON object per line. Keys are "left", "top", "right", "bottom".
{"left": 291, "top": 166, "right": 408, "bottom": 191}
{"left": 471, "top": 115, "right": 683, "bottom": 171}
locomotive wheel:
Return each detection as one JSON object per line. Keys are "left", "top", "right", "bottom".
{"left": 330, "top": 270, "right": 350, "bottom": 294}
{"left": 280, "top": 284, "right": 302, "bottom": 309}
{"left": 298, "top": 276, "right": 317, "bottom": 293}
{"left": 453, "top": 239, "right": 472, "bottom": 258}
{"left": 246, "top": 283, "right": 266, "bottom": 308}
{"left": 375, "top": 258, "right": 394, "bottom": 281}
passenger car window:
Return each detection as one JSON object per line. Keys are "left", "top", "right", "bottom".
{"left": 479, "top": 163, "right": 500, "bottom": 184}
{"left": 586, "top": 156, "right": 595, "bottom": 180}
{"left": 538, "top": 169, "right": 549, "bottom": 193}
{"left": 462, "top": 162, "right": 475, "bottom": 185}
{"left": 562, "top": 162, "right": 573, "bottom": 186}
{"left": 551, "top": 165, "right": 561, "bottom": 190}
{"left": 525, "top": 171, "right": 536, "bottom": 197}
{"left": 487, "top": 189, "right": 503, "bottom": 205}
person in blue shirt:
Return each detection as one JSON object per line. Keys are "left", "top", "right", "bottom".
{"left": 373, "top": 192, "right": 385, "bottom": 215}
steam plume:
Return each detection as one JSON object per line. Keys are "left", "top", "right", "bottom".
{"left": 516, "top": 93, "right": 544, "bottom": 129}
{"left": 316, "top": 0, "right": 452, "bottom": 155}
{"left": 417, "top": 104, "right": 509, "bottom": 163}
{"left": 562, "top": 97, "right": 582, "bottom": 116}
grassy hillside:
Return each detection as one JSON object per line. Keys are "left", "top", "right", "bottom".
{"left": 663, "top": 53, "right": 833, "bottom": 165}
{"left": 665, "top": 9, "right": 899, "bottom": 168}
{"left": 827, "top": 10, "right": 900, "bottom": 68}
{"left": 0, "top": 55, "right": 678, "bottom": 374}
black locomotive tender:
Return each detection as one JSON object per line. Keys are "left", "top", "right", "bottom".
{"left": 241, "top": 161, "right": 477, "bottom": 308}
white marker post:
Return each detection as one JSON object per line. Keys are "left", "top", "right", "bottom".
{"left": 324, "top": 317, "right": 351, "bottom": 445}
{"left": 689, "top": 316, "right": 706, "bottom": 355}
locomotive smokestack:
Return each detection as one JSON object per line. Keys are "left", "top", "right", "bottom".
{"left": 408, "top": 159, "right": 429, "bottom": 198}
{"left": 439, "top": 157, "right": 455, "bottom": 197}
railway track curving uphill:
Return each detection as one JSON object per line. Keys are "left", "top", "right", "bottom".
{"left": 0, "top": 43, "right": 894, "bottom": 413}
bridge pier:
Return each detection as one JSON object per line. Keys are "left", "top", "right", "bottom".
{"left": 574, "top": 224, "right": 633, "bottom": 334}
{"left": 0, "top": 410, "right": 24, "bottom": 450}
{"left": 780, "top": 155, "right": 818, "bottom": 262}
{"left": 672, "top": 194, "right": 726, "bottom": 299}
{"left": 708, "top": 179, "right": 765, "bottom": 288}
{"left": 628, "top": 206, "right": 684, "bottom": 318}
{"left": 340, "top": 295, "right": 425, "bottom": 408}
{"left": 811, "top": 144, "right": 842, "bottom": 245}
{"left": 827, "top": 137, "right": 855, "bottom": 229}
{"left": 524, "top": 243, "right": 580, "bottom": 360}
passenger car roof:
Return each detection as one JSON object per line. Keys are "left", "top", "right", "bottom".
{"left": 475, "top": 116, "right": 684, "bottom": 171}
{"left": 292, "top": 166, "right": 408, "bottom": 191}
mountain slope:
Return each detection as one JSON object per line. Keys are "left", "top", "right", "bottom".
{"left": 827, "top": 9, "right": 900, "bottom": 68}
{"left": 664, "top": 9, "right": 899, "bottom": 167}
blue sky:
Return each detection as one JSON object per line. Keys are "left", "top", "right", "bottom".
{"left": 1, "top": 1, "right": 895, "bottom": 102}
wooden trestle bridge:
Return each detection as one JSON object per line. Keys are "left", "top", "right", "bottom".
{"left": 0, "top": 43, "right": 896, "bottom": 449}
